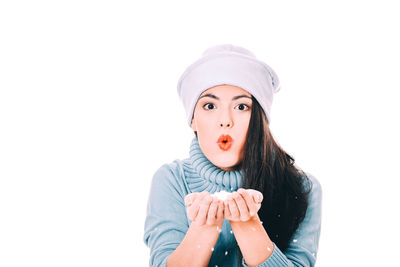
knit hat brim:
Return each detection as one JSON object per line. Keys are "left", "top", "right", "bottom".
{"left": 177, "top": 45, "right": 280, "bottom": 127}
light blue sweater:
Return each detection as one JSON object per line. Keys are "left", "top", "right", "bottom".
{"left": 143, "top": 137, "right": 322, "bottom": 267}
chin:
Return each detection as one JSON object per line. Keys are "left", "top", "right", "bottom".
{"left": 213, "top": 157, "right": 240, "bottom": 171}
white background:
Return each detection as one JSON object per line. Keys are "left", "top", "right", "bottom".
{"left": 1, "top": 0, "right": 399, "bottom": 266}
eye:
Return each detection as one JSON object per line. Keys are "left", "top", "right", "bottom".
{"left": 235, "top": 104, "right": 250, "bottom": 111}
{"left": 203, "top": 103, "right": 216, "bottom": 110}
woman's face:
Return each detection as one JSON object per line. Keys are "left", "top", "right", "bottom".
{"left": 191, "top": 84, "right": 252, "bottom": 171}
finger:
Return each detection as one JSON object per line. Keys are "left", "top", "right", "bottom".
{"left": 232, "top": 191, "right": 250, "bottom": 221}
{"left": 187, "top": 192, "right": 205, "bottom": 220}
{"left": 191, "top": 191, "right": 208, "bottom": 209}
{"left": 184, "top": 192, "right": 198, "bottom": 207}
{"left": 217, "top": 200, "right": 224, "bottom": 219}
{"left": 195, "top": 194, "right": 213, "bottom": 225}
{"left": 238, "top": 189, "right": 257, "bottom": 217}
{"left": 248, "top": 189, "right": 263, "bottom": 204}
{"left": 227, "top": 195, "right": 240, "bottom": 219}
{"left": 186, "top": 203, "right": 199, "bottom": 221}
{"left": 255, "top": 203, "right": 261, "bottom": 212}
{"left": 215, "top": 201, "right": 224, "bottom": 227}
{"left": 206, "top": 198, "right": 218, "bottom": 225}
{"left": 223, "top": 200, "right": 232, "bottom": 219}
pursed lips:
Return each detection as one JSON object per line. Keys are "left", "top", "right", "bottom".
{"left": 217, "top": 134, "right": 233, "bottom": 151}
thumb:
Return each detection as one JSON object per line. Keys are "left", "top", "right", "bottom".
{"left": 248, "top": 189, "right": 263, "bottom": 203}
{"left": 256, "top": 193, "right": 263, "bottom": 203}
{"left": 184, "top": 194, "right": 193, "bottom": 206}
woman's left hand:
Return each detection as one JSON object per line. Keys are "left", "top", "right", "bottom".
{"left": 224, "top": 188, "right": 263, "bottom": 222}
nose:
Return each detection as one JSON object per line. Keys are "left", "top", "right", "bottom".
{"left": 219, "top": 109, "right": 233, "bottom": 128}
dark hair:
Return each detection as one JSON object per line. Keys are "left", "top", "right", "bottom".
{"left": 236, "top": 96, "right": 312, "bottom": 264}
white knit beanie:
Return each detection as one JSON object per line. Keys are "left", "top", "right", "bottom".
{"left": 177, "top": 44, "right": 281, "bottom": 127}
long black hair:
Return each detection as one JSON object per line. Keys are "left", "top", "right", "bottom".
{"left": 236, "top": 96, "right": 313, "bottom": 264}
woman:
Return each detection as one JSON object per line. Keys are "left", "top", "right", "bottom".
{"left": 143, "top": 44, "right": 322, "bottom": 267}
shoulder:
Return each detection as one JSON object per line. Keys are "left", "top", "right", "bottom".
{"left": 300, "top": 172, "right": 322, "bottom": 226}
{"left": 293, "top": 172, "right": 322, "bottom": 236}
{"left": 152, "top": 160, "right": 184, "bottom": 181}
{"left": 304, "top": 172, "right": 322, "bottom": 203}
{"left": 150, "top": 159, "right": 188, "bottom": 199}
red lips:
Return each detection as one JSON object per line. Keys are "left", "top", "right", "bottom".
{"left": 217, "top": 135, "right": 233, "bottom": 151}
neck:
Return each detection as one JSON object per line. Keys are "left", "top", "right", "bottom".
{"left": 185, "top": 137, "right": 243, "bottom": 192}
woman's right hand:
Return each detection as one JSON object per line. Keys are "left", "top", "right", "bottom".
{"left": 184, "top": 191, "right": 224, "bottom": 228}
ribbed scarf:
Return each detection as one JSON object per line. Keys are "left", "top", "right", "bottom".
{"left": 182, "top": 137, "right": 243, "bottom": 194}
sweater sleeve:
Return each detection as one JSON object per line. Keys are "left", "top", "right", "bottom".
{"left": 143, "top": 163, "right": 189, "bottom": 267}
{"left": 242, "top": 173, "right": 322, "bottom": 267}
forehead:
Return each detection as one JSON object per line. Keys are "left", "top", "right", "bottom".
{"left": 200, "top": 84, "right": 251, "bottom": 97}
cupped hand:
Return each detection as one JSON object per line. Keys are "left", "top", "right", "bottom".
{"left": 184, "top": 191, "right": 224, "bottom": 228}
{"left": 223, "top": 188, "right": 263, "bottom": 222}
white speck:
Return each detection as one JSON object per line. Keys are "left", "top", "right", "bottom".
{"left": 251, "top": 227, "right": 256, "bottom": 231}
{"left": 215, "top": 265, "right": 218, "bottom": 267}
{"left": 267, "top": 247, "right": 271, "bottom": 251}
{"left": 260, "top": 221, "right": 263, "bottom": 224}
{"left": 231, "top": 187, "right": 234, "bottom": 191}
{"left": 211, "top": 247, "right": 214, "bottom": 251}
{"left": 294, "top": 196, "right": 298, "bottom": 199}
{"left": 293, "top": 239, "right": 297, "bottom": 243}
{"left": 212, "top": 191, "right": 231, "bottom": 201}
{"left": 277, "top": 214, "right": 280, "bottom": 218}
{"left": 312, "top": 252, "right": 316, "bottom": 256}
{"left": 230, "top": 230, "right": 233, "bottom": 234}
{"left": 275, "top": 234, "right": 279, "bottom": 238}
{"left": 225, "top": 251, "right": 228, "bottom": 255}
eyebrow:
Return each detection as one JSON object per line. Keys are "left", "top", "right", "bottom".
{"left": 198, "top": 93, "right": 252, "bottom": 101}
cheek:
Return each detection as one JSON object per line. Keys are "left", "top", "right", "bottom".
{"left": 236, "top": 115, "right": 251, "bottom": 135}
{"left": 196, "top": 116, "right": 215, "bottom": 134}
{"left": 234, "top": 117, "right": 251, "bottom": 152}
